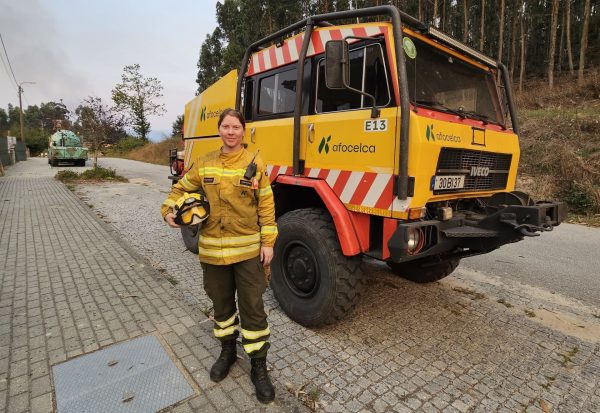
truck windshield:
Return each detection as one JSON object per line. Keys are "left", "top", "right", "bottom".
{"left": 405, "top": 35, "right": 503, "bottom": 125}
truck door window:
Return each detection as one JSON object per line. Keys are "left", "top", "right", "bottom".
{"left": 316, "top": 43, "right": 390, "bottom": 113}
{"left": 243, "top": 79, "right": 254, "bottom": 120}
{"left": 258, "top": 68, "right": 297, "bottom": 115}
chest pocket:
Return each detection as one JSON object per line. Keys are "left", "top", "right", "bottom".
{"left": 232, "top": 177, "right": 257, "bottom": 213}
{"left": 202, "top": 175, "right": 220, "bottom": 203}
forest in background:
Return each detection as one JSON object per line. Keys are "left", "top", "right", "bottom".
{"left": 196, "top": 0, "right": 598, "bottom": 92}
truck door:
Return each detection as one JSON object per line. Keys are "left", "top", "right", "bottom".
{"left": 243, "top": 62, "right": 311, "bottom": 175}
{"left": 302, "top": 41, "right": 398, "bottom": 217}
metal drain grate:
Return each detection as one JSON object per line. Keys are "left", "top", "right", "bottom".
{"left": 52, "top": 335, "right": 195, "bottom": 413}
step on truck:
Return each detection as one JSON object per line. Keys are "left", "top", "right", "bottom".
{"left": 169, "top": 6, "right": 566, "bottom": 327}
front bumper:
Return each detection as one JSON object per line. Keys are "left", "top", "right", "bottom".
{"left": 388, "top": 200, "right": 567, "bottom": 263}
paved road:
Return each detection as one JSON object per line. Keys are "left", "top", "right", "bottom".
{"left": 462, "top": 225, "right": 600, "bottom": 307}
{"left": 98, "top": 157, "right": 600, "bottom": 308}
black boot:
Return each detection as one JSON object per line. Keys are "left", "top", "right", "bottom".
{"left": 210, "top": 340, "right": 237, "bottom": 382}
{"left": 250, "top": 357, "right": 275, "bottom": 403}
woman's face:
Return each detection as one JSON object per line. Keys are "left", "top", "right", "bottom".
{"left": 218, "top": 115, "right": 244, "bottom": 152}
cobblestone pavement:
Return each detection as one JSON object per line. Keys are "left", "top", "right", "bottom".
{"left": 5, "top": 158, "right": 600, "bottom": 413}
{"left": 0, "top": 159, "right": 306, "bottom": 413}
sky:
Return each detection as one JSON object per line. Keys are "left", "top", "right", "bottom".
{"left": 0, "top": 0, "right": 219, "bottom": 141}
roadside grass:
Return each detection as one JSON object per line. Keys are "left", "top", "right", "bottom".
{"left": 516, "top": 69, "right": 600, "bottom": 220}
{"left": 497, "top": 298, "right": 514, "bottom": 308}
{"left": 157, "top": 267, "right": 179, "bottom": 286}
{"left": 55, "top": 167, "right": 128, "bottom": 183}
{"left": 285, "top": 382, "right": 323, "bottom": 412}
{"left": 107, "top": 136, "right": 182, "bottom": 166}
{"left": 559, "top": 347, "right": 579, "bottom": 367}
{"left": 452, "top": 286, "right": 486, "bottom": 300}
{"left": 541, "top": 375, "right": 556, "bottom": 390}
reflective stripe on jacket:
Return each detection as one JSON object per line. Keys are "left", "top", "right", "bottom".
{"left": 161, "top": 148, "right": 277, "bottom": 265}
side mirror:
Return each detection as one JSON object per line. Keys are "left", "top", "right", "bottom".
{"left": 325, "top": 40, "right": 349, "bottom": 90}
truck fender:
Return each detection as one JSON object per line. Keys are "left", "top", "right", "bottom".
{"left": 275, "top": 175, "right": 362, "bottom": 256}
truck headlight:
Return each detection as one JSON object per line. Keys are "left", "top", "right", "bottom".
{"left": 407, "top": 227, "right": 424, "bottom": 255}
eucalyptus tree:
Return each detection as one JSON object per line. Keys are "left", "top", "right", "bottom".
{"left": 112, "top": 64, "right": 165, "bottom": 141}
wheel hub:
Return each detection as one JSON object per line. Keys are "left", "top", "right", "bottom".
{"left": 283, "top": 244, "right": 318, "bottom": 297}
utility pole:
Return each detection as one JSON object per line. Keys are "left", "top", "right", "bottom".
{"left": 17, "top": 81, "right": 36, "bottom": 146}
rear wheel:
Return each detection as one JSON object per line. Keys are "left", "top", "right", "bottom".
{"left": 271, "top": 208, "right": 366, "bottom": 327}
{"left": 181, "top": 224, "right": 200, "bottom": 254}
{"left": 388, "top": 256, "right": 460, "bottom": 283}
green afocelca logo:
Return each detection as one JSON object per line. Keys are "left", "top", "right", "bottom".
{"left": 200, "top": 106, "right": 207, "bottom": 121}
{"left": 319, "top": 136, "right": 331, "bottom": 154}
{"left": 426, "top": 124, "right": 435, "bottom": 142}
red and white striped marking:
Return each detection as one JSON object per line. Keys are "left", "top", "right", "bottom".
{"left": 266, "top": 165, "right": 408, "bottom": 212}
{"left": 247, "top": 25, "right": 387, "bottom": 76}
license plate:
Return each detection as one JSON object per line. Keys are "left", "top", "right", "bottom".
{"left": 433, "top": 175, "right": 465, "bottom": 190}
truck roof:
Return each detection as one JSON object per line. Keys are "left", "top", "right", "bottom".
{"left": 247, "top": 22, "right": 389, "bottom": 77}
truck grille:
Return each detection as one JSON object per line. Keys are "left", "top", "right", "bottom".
{"left": 434, "top": 148, "right": 512, "bottom": 194}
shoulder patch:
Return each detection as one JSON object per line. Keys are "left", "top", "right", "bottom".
{"left": 203, "top": 177, "right": 215, "bottom": 184}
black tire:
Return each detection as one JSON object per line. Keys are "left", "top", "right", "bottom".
{"left": 181, "top": 225, "right": 200, "bottom": 254}
{"left": 271, "top": 208, "right": 366, "bottom": 327}
{"left": 51, "top": 159, "right": 58, "bottom": 167}
{"left": 388, "top": 256, "right": 460, "bottom": 283}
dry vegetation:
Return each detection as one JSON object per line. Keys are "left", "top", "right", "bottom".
{"left": 515, "top": 69, "right": 600, "bottom": 223}
{"left": 113, "top": 136, "right": 182, "bottom": 166}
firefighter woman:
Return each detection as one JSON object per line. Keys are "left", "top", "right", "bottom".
{"left": 161, "top": 108, "right": 277, "bottom": 403}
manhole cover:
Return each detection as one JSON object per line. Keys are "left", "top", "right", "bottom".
{"left": 52, "top": 335, "right": 195, "bottom": 413}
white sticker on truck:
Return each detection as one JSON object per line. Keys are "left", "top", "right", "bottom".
{"left": 364, "top": 119, "right": 387, "bottom": 132}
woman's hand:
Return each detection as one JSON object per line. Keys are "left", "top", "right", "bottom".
{"left": 165, "top": 213, "right": 181, "bottom": 228}
{"left": 260, "top": 246, "right": 274, "bottom": 266}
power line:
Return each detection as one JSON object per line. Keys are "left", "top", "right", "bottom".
{"left": 0, "top": 48, "right": 17, "bottom": 91}
{"left": 0, "top": 32, "right": 19, "bottom": 86}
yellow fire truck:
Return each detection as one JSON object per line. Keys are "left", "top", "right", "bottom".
{"left": 169, "top": 6, "right": 566, "bottom": 327}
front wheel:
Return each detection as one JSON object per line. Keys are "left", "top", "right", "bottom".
{"left": 180, "top": 225, "right": 200, "bottom": 254}
{"left": 388, "top": 256, "right": 460, "bottom": 283}
{"left": 271, "top": 208, "right": 366, "bottom": 328}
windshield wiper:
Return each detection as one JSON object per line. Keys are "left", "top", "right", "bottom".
{"left": 458, "top": 110, "right": 503, "bottom": 126}
{"left": 414, "top": 99, "right": 466, "bottom": 118}
{"left": 414, "top": 100, "right": 504, "bottom": 126}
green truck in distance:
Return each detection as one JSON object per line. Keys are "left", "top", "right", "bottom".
{"left": 48, "top": 130, "right": 88, "bottom": 167}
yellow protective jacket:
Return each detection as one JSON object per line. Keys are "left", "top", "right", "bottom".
{"left": 161, "top": 148, "right": 277, "bottom": 265}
